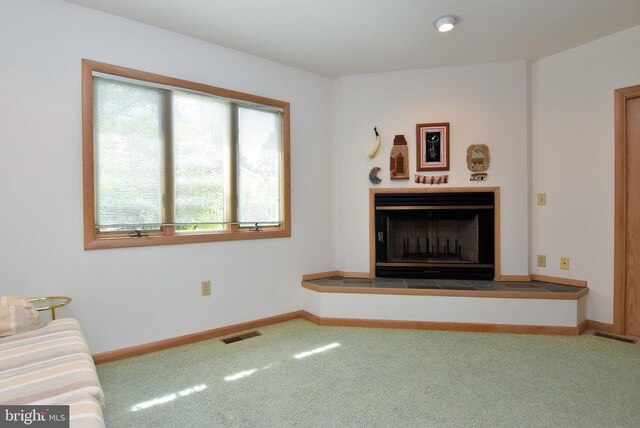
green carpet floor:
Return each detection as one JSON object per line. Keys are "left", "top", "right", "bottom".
{"left": 96, "top": 319, "right": 640, "bottom": 427}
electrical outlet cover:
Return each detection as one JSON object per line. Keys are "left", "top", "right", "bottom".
{"left": 201, "top": 280, "right": 211, "bottom": 296}
{"left": 560, "top": 257, "right": 570, "bottom": 270}
{"left": 537, "top": 255, "right": 546, "bottom": 268}
{"left": 537, "top": 193, "right": 546, "bottom": 206}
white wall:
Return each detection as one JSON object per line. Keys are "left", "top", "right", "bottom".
{"left": 332, "top": 61, "right": 530, "bottom": 276}
{"left": 2, "top": 1, "right": 637, "bottom": 352}
{"left": 531, "top": 26, "right": 640, "bottom": 324}
{"left": 0, "top": 0, "right": 335, "bottom": 353}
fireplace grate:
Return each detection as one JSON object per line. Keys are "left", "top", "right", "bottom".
{"left": 593, "top": 331, "right": 638, "bottom": 344}
{"left": 221, "top": 330, "right": 262, "bottom": 344}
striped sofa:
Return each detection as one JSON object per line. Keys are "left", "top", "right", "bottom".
{"left": 0, "top": 318, "right": 105, "bottom": 427}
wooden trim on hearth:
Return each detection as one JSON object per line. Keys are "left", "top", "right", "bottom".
{"left": 92, "top": 311, "right": 303, "bottom": 364}
{"left": 301, "top": 280, "right": 588, "bottom": 300}
{"left": 369, "top": 187, "right": 501, "bottom": 280}
{"left": 300, "top": 311, "right": 586, "bottom": 336}
{"left": 497, "top": 275, "right": 532, "bottom": 282}
{"left": 496, "top": 274, "right": 588, "bottom": 287}
{"left": 302, "top": 271, "right": 340, "bottom": 281}
{"left": 338, "top": 271, "right": 371, "bottom": 278}
{"left": 302, "top": 271, "right": 587, "bottom": 289}
{"left": 301, "top": 271, "right": 371, "bottom": 281}
{"left": 531, "top": 274, "right": 587, "bottom": 288}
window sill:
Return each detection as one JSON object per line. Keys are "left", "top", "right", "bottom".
{"left": 84, "top": 228, "right": 291, "bottom": 250}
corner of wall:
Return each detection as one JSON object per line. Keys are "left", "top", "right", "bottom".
{"left": 526, "top": 60, "right": 533, "bottom": 274}
{"left": 329, "top": 78, "right": 342, "bottom": 269}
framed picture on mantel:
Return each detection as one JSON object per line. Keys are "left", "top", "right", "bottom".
{"left": 416, "top": 122, "right": 450, "bottom": 171}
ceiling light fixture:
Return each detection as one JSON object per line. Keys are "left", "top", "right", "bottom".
{"left": 434, "top": 15, "right": 458, "bottom": 33}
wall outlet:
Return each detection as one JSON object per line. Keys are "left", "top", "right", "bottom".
{"left": 537, "top": 255, "right": 546, "bottom": 268}
{"left": 560, "top": 257, "right": 570, "bottom": 270}
{"left": 201, "top": 280, "right": 211, "bottom": 296}
{"left": 537, "top": 193, "right": 546, "bottom": 206}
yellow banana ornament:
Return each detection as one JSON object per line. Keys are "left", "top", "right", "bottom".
{"left": 368, "top": 127, "right": 381, "bottom": 158}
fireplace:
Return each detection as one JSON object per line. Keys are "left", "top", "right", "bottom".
{"left": 373, "top": 190, "right": 496, "bottom": 280}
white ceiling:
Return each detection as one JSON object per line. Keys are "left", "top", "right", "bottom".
{"left": 62, "top": 0, "right": 640, "bottom": 77}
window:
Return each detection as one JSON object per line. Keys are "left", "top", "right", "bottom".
{"left": 82, "top": 59, "right": 290, "bottom": 249}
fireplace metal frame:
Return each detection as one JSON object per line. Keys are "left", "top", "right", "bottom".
{"left": 369, "top": 187, "right": 501, "bottom": 280}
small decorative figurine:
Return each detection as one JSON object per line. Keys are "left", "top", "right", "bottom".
{"left": 369, "top": 167, "right": 382, "bottom": 184}
{"left": 368, "top": 127, "right": 381, "bottom": 158}
{"left": 414, "top": 174, "right": 449, "bottom": 185}
{"left": 466, "top": 144, "right": 490, "bottom": 172}
{"left": 470, "top": 172, "right": 487, "bottom": 181}
{"left": 390, "top": 135, "right": 409, "bottom": 180}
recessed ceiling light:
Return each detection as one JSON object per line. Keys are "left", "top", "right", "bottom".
{"left": 434, "top": 15, "right": 458, "bottom": 33}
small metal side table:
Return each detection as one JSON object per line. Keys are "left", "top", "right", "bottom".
{"left": 27, "top": 296, "right": 72, "bottom": 320}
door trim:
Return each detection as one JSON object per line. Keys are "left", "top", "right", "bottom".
{"left": 614, "top": 85, "right": 640, "bottom": 335}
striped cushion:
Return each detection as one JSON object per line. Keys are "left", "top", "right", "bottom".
{"left": 0, "top": 318, "right": 105, "bottom": 409}
{"left": 0, "top": 297, "right": 41, "bottom": 337}
{"left": 0, "top": 318, "right": 82, "bottom": 346}
{"left": 68, "top": 397, "right": 106, "bottom": 428}
{"left": 52, "top": 394, "right": 106, "bottom": 428}
{"left": 0, "top": 333, "right": 90, "bottom": 372}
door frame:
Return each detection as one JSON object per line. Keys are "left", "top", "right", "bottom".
{"left": 613, "top": 84, "right": 640, "bottom": 335}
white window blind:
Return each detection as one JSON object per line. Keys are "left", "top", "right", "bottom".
{"left": 173, "top": 92, "right": 229, "bottom": 231}
{"left": 94, "top": 78, "right": 163, "bottom": 231}
{"left": 237, "top": 107, "right": 282, "bottom": 226}
{"left": 92, "top": 74, "right": 283, "bottom": 232}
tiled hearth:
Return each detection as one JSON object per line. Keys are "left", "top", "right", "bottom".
{"left": 306, "top": 277, "right": 583, "bottom": 293}
{"left": 301, "top": 272, "right": 588, "bottom": 335}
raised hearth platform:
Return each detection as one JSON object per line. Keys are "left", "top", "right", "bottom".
{"left": 302, "top": 272, "right": 588, "bottom": 335}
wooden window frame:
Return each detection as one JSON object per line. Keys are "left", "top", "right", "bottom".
{"left": 82, "top": 59, "right": 291, "bottom": 250}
